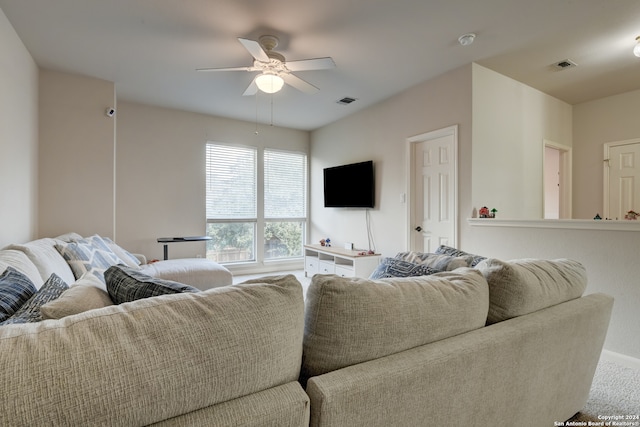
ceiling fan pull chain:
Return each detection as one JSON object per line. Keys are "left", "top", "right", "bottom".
{"left": 254, "top": 92, "right": 259, "bottom": 135}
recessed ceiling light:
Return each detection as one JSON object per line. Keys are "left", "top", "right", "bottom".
{"left": 458, "top": 33, "right": 476, "bottom": 46}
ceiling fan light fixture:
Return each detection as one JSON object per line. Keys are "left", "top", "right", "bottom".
{"left": 634, "top": 36, "right": 640, "bottom": 58}
{"left": 255, "top": 73, "right": 284, "bottom": 93}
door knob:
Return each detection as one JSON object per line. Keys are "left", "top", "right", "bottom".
{"left": 414, "top": 226, "right": 422, "bottom": 232}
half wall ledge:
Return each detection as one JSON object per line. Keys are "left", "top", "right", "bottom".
{"left": 467, "top": 218, "right": 640, "bottom": 232}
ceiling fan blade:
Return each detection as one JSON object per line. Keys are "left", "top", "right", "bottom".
{"left": 196, "top": 66, "right": 252, "bottom": 72}
{"left": 282, "top": 73, "right": 319, "bottom": 94}
{"left": 238, "top": 38, "right": 270, "bottom": 62}
{"left": 243, "top": 79, "right": 258, "bottom": 96}
{"left": 285, "top": 57, "right": 335, "bottom": 72}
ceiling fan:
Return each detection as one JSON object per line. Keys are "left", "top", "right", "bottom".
{"left": 197, "top": 35, "right": 335, "bottom": 95}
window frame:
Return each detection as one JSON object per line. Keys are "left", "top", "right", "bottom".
{"left": 205, "top": 142, "right": 308, "bottom": 268}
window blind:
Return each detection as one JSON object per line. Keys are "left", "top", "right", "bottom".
{"left": 264, "top": 149, "right": 307, "bottom": 219}
{"left": 206, "top": 144, "right": 257, "bottom": 219}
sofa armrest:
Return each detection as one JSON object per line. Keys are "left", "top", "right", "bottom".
{"left": 132, "top": 253, "right": 147, "bottom": 265}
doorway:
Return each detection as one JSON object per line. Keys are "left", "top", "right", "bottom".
{"left": 604, "top": 138, "right": 640, "bottom": 220}
{"left": 407, "top": 125, "right": 458, "bottom": 252}
{"left": 543, "top": 140, "right": 572, "bottom": 219}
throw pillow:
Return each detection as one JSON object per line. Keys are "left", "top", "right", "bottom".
{"left": 40, "top": 273, "right": 113, "bottom": 319}
{"left": 394, "top": 251, "right": 473, "bottom": 270}
{"left": 102, "top": 237, "right": 142, "bottom": 268}
{"left": 369, "top": 257, "right": 442, "bottom": 279}
{"left": 0, "top": 267, "right": 37, "bottom": 322}
{"left": 55, "top": 239, "right": 121, "bottom": 283}
{"left": 434, "top": 245, "right": 486, "bottom": 267}
{"left": 105, "top": 265, "right": 199, "bottom": 304}
{"left": 1, "top": 273, "right": 68, "bottom": 324}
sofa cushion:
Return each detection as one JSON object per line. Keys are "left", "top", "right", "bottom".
{"left": 139, "top": 258, "right": 233, "bottom": 291}
{"left": 475, "top": 258, "right": 588, "bottom": 324}
{"left": 0, "top": 249, "right": 44, "bottom": 289}
{"left": 435, "top": 245, "right": 486, "bottom": 267}
{"left": 54, "top": 232, "right": 84, "bottom": 242}
{"left": 7, "top": 238, "right": 76, "bottom": 286}
{"left": 301, "top": 269, "right": 489, "bottom": 383}
{"left": 1, "top": 274, "right": 68, "bottom": 324}
{"left": 0, "top": 267, "right": 37, "bottom": 322}
{"left": 40, "top": 273, "right": 113, "bottom": 320}
{"left": 105, "top": 265, "right": 199, "bottom": 304}
{"left": 369, "top": 257, "right": 441, "bottom": 279}
{"left": 395, "top": 251, "right": 472, "bottom": 270}
{"left": 0, "top": 275, "right": 305, "bottom": 425}
{"left": 55, "top": 239, "right": 121, "bottom": 283}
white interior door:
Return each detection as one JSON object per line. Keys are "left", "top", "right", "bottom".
{"left": 605, "top": 140, "right": 640, "bottom": 220}
{"left": 407, "top": 126, "right": 457, "bottom": 252}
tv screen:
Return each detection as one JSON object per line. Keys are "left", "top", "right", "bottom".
{"left": 323, "top": 161, "right": 375, "bottom": 208}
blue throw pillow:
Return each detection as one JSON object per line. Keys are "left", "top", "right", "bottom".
{"left": 1, "top": 273, "right": 68, "bottom": 325}
{"left": 0, "top": 267, "right": 37, "bottom": 322}
{"left": 105, "top": 265, "right": 199, "bottom": 304}
{"left": 369, "top": 257, "right": 442, "bottom": 279}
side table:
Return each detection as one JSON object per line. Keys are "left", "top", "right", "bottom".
{"left": 157, "top": 236, "right": 212, "bottom": 260}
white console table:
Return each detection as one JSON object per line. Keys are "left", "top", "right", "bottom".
{"left": 304, "top": 244, "right": 381, "bottom": 278}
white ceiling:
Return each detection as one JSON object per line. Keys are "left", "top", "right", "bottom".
{"left": 2, "top": 0, "right": 640, "bottom": 131}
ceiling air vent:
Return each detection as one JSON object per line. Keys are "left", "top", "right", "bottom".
{"left": 553, "top": 59, "right": 577, "bottom": 70}
{"left": 337, "top": 97, "right": 357, "bottom": 105}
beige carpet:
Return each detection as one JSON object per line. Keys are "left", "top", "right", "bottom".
{"left": 567, "top": 358, "right": 639, "bottom": 423}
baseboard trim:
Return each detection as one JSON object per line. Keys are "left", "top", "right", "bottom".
{"left": 601, "top": 349, "right": 640, "bottom": 371}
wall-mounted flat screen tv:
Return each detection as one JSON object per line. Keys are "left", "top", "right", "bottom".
{"left": 323, "top": 160, "right": 375, "bottom": 208}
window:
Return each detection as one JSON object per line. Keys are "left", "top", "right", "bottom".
{"left": 206, "top": 144, "right": 257, "bottom": 263}
{"left": 264, "top": 149, "right": 307, "bottom": 260}
{"left": 205, "top": 143, "right": 307, "bottom": 265}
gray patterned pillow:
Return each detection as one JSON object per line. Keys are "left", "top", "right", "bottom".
{"left": 394, "top": 251, "right": 473, "bottom": 270}
{"left": 55, "top": 240, "right": 121, "bottom": 283}
{"left": 434, "top": 245, "right": 486, "bottom": 267}
{"left": 369, "top": 257, "right": 441, "bottom": 279}
{"left": 0, "top": 267, "right": 37, "bottom": 322}
{"left": 105, "top": 265, "right": 199, "bottom": 304}
{"left": 1, "top": 273, "right": 68, "bottom": 324}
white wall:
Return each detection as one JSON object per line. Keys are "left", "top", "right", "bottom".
{"left": 115, "top": 101, "right": 309, "bottom": 261}
{"left": 38, "top": 70, "right": 116, "bottom": 239}
{"left": 0, "top": 8, "right": 39, "bottom": 247}
{"left": 310, "top": 65, "right": 472, "bottom": 257}
{"left": 311, "top": 63, "right": 640, "bottom": 360}
{"left": 464, "top": 223, "right": 640, "bottom": 359}
{"left": 471, "top": 64, "right": 573, "bottom": 219}
{"left": 573, "top": 89, "right": 640, "bottom": 219}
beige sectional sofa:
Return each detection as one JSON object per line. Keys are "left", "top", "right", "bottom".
{"left": 302, "top": 266, "right": 612, "bottom": 426}
{"left": 0, "top": 238, "right": 613, "bottom": 426}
